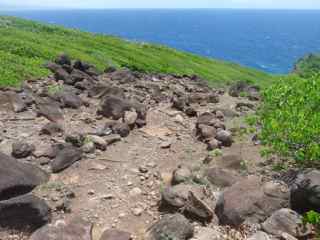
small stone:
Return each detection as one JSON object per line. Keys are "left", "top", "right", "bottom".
{"left": 88, "top": 190, "right": 95, "bottom": 195}
{"left": 174, "top": 114, "right": 184, "bottom": 123}
{"left": 124, "top": 111, "right": 138, "bottom": 126}
{"left": 207, "top": 139, "right": 220, "bottom": 151}
{"left": 12, "top": 141, "right": 35, "bottom": 159}
{"left": 82, "top": 141, "right": 96, "bottom": 153}
{"left": 215, "top": 130, "right": 233, "bottom": 147}
{"left": 129, "top": 187, "right": 142, "bottom": 197}
{"left": 132, "top": 207, "right": 143, "bottom": 216}
{"left": 172, "top": 166, "right": 192, "bottom": 185}
{"left": 160, "top": 139, "right": 172, "bottom": 149}
{"left": 215, "top": 110, "right": 224, "bottom": 119}
{"left": 88, "top": 135, "right": 107, "bottom": 151}
{"left": 101, "top": 194, "right": 114, "bottom": 200}
{"left": 139, "top": 166, "right": 149, "bottom": 173}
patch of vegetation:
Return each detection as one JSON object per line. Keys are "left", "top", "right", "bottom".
{"left": 209, "top": 149, "right": 223, "bottom": 157}
{"left": 0, "top": 16, "right": 275, "bottom": 87}
{"left": 260, "top": 75, "right": 320, "bottom": 168}
{"left": 47, "top": 84, "right": 64, "bottom": 95}
{"left": 303, "top": 210, "right": 320, "bottom": 237}
{"left": 294, "top": 53, "right": 320, "bottom": 78}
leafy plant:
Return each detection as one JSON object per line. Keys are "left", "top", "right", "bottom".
{"left": 303, "top": 210, "right": 320, "bottom": 237}
{"left": 209, "top": 149, "right": 223, "bottom": 157}
{"left": 260, "top": 74, "right": 320, "bottom": 167}
{"left": 47, "top": 84, "right": 63, "bottom": 95}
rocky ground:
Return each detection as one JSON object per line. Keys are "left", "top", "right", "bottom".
{"left": 0, "top": 54, "right": 318, "bottom": 240}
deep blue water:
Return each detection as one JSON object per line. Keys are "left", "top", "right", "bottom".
{"left": 2, "top": 9, "right": 320, "bottom": 73}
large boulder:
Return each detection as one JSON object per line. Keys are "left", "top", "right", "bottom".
{"left": 229, "top": 81, "right": 260, "bottom": 100}
{"left": 0, "top": 152, "right": 48, "bottom": 200}
{"left": 97, "top": 96, "right": 133, "bottom": 120}
{"left": 51, "top": 145, "right": 82, "bottom": 173}
{"left": 30, "top": 217, "right": 92, "bottom": 240}
{"left": 262, "top": 208, "right": 311, "bottom": 238}
{"left": 98, "top": 96, "right": 146, "bottom": 122}
{"left": 215, "top": 176, "right": 290, "bottom": 227}
{"left": 290, "top": 169, "right": 320, "bottom": 213}
{"left": 196, "top": 112, "right": 216, "bottom": 127}
{"left": 0, "top": 194, "right": 50, "bottom": 230}
{"left": 148, "top": 214, "right": 194, "bottom": 240}
{"left": 36, "top": 98, "right": 64, "bottom": 123}
{"left": 205, "top": 167, "right": 242, "bottom": 188}
{"left": 59, "top": 90, "right": 82, "bottom": 109}
{"left": 0, "top": 91, "right": 26, "bottom": 113}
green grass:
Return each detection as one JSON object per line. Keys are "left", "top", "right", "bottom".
{"left": 293, "top": 53, "right": 320, "bottom": 78}
{"left": 0, "top": 15, "right": 275, "bottom": 87}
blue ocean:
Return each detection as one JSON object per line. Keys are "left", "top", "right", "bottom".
{"left": 2, "top": 9, "right": 320, "bottom": 73}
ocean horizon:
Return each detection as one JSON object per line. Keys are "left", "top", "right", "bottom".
{"left": 2, "top": 9, "right": 320, "bottom": 73}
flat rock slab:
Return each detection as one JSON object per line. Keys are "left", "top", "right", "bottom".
{"left": 0, "top": 152, "right": 48, "bottom": 200}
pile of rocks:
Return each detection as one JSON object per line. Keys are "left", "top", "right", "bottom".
{"left": 0, "top": 54, "right": 319, "bottom": 240}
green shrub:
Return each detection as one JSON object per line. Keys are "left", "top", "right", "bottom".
{"left": 260, "top": 75, "right": 320, "bottom": 167}
{"left": 303, "top": 210, "right": 320, "bottom": 237}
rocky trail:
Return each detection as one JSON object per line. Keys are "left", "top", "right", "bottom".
{"left": 0, "top": 54, "right": 318, "bottom": 240}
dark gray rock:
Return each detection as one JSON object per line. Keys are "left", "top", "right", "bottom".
{"left": 290, "top": 169, "right": 320, "bottom": 213}
{"left": 197, "top": 124, "right": 216, "bottom": 141}
{"left": 36, "top": 98, "right": 64, "bottom": 123}
{"left": 206, "top": 167, "right": 242, "bottom": 188}
{"left": 40, "top": 122, "right": 64, "bottom": 136}
{"left": 148, "top": 214, "right": 193, "bottom": 240}
{"left": 51, "top": 145, "right": 82, "bottom": 173}
{"left": 215, "top": 176, "right": 290, "bottom": 227}
{"left": 0, "top": 194, "right": 50, "bottom": 230}
{"left": 55, "top": 53, "right": 71, "bottom": 66}
{"left": 262, "top": 208, "right": 310, "bottom": 238}
{"left": 30, "top": 217, "right": 92, "bottom": 240}
{"left": 0, "top": 152, "right": 48, "bottom": 200}
{"left": 113, "top": 123, "right": 130, "bottom": 138}
{"left": 172, "top": 166, "right": 192, "bottom": 185}
{"left": 215, "top": 130, "right": 233, "bottom": 147}
{"left": 196, "top": 112, "right": 216, "bottom": 127}
{"left": 60, "top": 90, "right": 82, "bottom": 109}
{"left": 12, "top": 141, "right": 35, "bottom": 158}
{"left": 65, "top": 133, "right": 85, "bottom": 147}
{"left": 54, "top": 67, "right": 70, "bottom": 82}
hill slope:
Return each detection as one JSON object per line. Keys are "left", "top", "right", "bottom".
{"left": 0, "top": 16, "right": 273, "bottom": 87}
{"left": 293, "top": 53, "right": 320, "bottom": 78}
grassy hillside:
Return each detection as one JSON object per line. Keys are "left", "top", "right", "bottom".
{"left": 293, "top": 53, "right": 320, "bottom": 78}
{"left": 0, "top": 16, "right": 274, "bottom": 87}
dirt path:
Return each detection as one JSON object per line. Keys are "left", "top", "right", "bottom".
{"left": 0, "top": 57, "right": 266, "bottom": 240}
